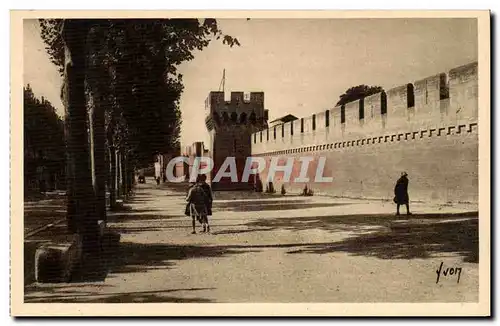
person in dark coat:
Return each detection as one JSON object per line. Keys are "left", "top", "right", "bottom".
{"left": 198, "top": 174, "right": 213, "bottom": 233}
{"left": 186, "top": 180, "right": 207, "bottom": 234}
{"left": 394, "top": 172, "right": 412, "bottom": 215}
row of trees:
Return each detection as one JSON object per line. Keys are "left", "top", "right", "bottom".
{"left": 24, "top": 85, "right": 65, "bottom": 194}
{"left": 38, "top": 19, "right": 239, "bottom": 258}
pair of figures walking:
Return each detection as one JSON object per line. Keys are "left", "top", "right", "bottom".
{"left": 185, "top": 174, "right": 213, "bottom": 234}
{"left": 394, "top": 172, "right": 412, "bottom": 215}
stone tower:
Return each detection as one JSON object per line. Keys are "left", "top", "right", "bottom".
{"left": 205, "top": 91, "right": 268, "bottom": 190}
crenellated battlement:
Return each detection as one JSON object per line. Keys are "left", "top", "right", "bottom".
{"left": 251, "top": 62, "right": 478, "bottom": 155}
{"left": 206, "top": 91, "right": 266, "bottom": 115}
{"left": 205, "top": 91, "right": 268, "bottom": 131}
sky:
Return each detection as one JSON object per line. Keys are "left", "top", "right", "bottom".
{"left": 23, "top": 18, "right": 478, "bottom": 149}
{"left": 24, "top": 20, "right": 64, "bottom": 110}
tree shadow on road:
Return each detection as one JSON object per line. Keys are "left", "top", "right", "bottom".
{"left": 158, "top": 194, "right": 187, "bottom": 198}
{"left": 211, "top": 190, "right": 302, "bottom": 201}
{"left": 110, "top": 225, "right": 182, "bottom": 234}
{"left": 246, "top": 211, "right": 476, "bottom": 232}
{"left": 214, "top": 200, "right": 351, "bottom": 212}
{"left": 25, "top": 287, "right": 215, "bottom": 303}
{"left": 110, "top": 205, "right": 163, "bottom": 214}
{"left": 211, "top": 228, "right": 274, "bottom": 235}
{"left": 270, "top": 212, "right": 479, "bottom": 263}
{"left": 107, "top": 242, "right": 260, "bottom": 275}
{"left": 108, "top": 212, "right": 182, "bottom": 222}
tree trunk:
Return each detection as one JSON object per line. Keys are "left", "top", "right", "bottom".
{"left": 90, "top": 94, "right": 107, "bottom": 222}
{"left": 61, "top": 20, "right": 98, "bottom": 254}
{"left": 117, "top": 150, "right": 122, "bottom": 199}
{"left": 128, "top": 166, "right": 134, "bottom": 192}
{"left": 127, "top": 160, "right": 133, "bottom": 195}
{"left": 121, "top": 152, "right": 128, "bottom": 201}
{"left": 105, "top": 113, "right": 116, "bottom": 209}
{"left": 108, "top": 145, "right": 116, "bottom": 210}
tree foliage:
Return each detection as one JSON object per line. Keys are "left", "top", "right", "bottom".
{"left": 39, "top": 18, "right": 240, "bottom": 167}
{"left": 24, "top": 84, "right": 65, "bottom": 160}
{"left": 24, "top": 84, "right": 66, "bottom": 191}
{"left": 336, "top": 85, "right": 384, "bottom": 107}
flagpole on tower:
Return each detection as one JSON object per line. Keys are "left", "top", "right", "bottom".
{"left": 222, "top": 69, "right": 225, "bottom": 92}
{"left": 218, "top": 69, "right": 226, "bottom": 92}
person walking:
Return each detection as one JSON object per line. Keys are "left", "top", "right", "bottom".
{"left": 185, "top": 177, "right": 209, "bottom": 234}
{"left": 394, "top": 172, "right": 412, "bottom": 215}
{"left": 198, "top": 174, "right": 213, "bottom": 233}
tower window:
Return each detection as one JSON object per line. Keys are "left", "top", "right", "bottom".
{"left": 381, "top": 92, "right": 387, "bottom": 115}
{"left": 425, "top": 81, "right": 429, "bottom": 104}
{"left": 407, "top": 83, "right": 415, "bottom": 108}
{"left": 359, "top": 99, "right": 364, "bottom": 120}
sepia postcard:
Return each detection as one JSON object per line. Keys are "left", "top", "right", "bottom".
{"left": 10, "top": 10, "right": 491, "bottom": 317}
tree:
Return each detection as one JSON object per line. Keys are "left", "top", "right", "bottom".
{"left": 23, "top": 85, "right": 65, "bottom": 195}
{"left": 336, "top": 85, "right": 384, "bottom": 107}
{"left": 24, "top": 85, "right": 65, "bottom": 162}
{"left": 60, "top": 20, "right": 97, "bottom": 250}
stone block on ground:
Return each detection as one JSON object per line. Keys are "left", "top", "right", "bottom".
{"left": 34, "top": 234, "right": 82, "bottom": 283}
{"left": 24, "top": 240, "right": 47, "bottom": 285}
